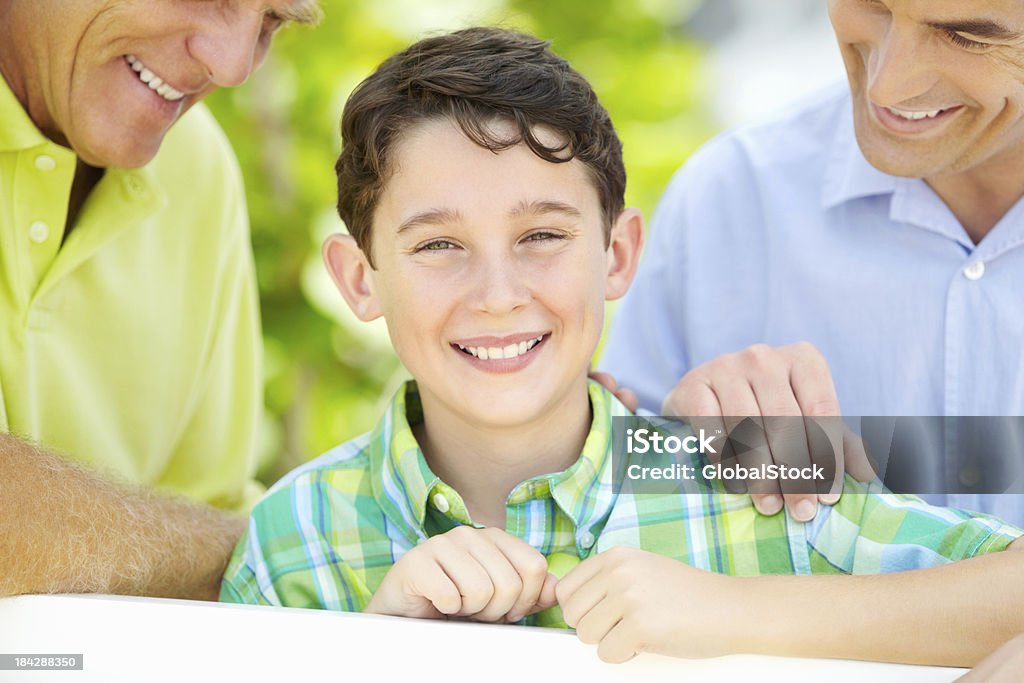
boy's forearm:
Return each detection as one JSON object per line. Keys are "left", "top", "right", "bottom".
{"left": 732, "top": 543, "right": 1024, "bottom": 666}
{"left": 0, "top": 433, "right": 246, "bottom": 600}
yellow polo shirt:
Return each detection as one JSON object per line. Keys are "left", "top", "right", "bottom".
{"left": 0, "top": 76, "right": 263, "bottom": 509}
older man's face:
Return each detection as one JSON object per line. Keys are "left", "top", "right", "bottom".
{"left": 828, "top": 0, "right": 1024, "bottom": 182}
{"left": 0, "top": 0, "right": 319, "bottom": 168}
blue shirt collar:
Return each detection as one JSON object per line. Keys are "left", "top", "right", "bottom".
{"left": 821, "top": 99, "right": 897, "bottom": 210}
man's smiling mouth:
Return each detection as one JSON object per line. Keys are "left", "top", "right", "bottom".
{"left": 125, "top": 55, "right": 185, "bottom": 102}
{"left": 454, "top": 334, "right": 546, "bottom": 360}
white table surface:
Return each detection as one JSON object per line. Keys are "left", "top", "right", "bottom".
{"left": 0, "top": 594, "right": 967, "bottom": 682}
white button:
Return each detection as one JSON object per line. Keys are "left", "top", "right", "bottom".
{"left": 34, "top": 155, "right": 56, "bottom": 171}
{"left": 29, "top": 221, "right": 50, "bottom": 244}
{"left": 432, "top": 493, "right": 450, "bottom": 514}
{"left": 579, "top": 531, "right": 596, "bottom": 549}
{"left": 963, "top": 261, "right": 985, "bottom": 281}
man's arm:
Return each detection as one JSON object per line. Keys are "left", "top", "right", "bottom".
{"left": 558, "top": 541, "right": 1024, "bottom": 665}
{"left": 0, "top": 433, "right": 245, "bottom": 601}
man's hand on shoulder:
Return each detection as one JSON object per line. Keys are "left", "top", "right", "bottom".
{"left": 364, "top": 526, "right": 557, "bottom": 623}
{"left": 662, "top": 342, "right": 874, "bottom": 521}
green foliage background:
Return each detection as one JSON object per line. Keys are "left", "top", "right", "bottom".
{"left": 204, "top": 0, "right": 712, "bottom": 485}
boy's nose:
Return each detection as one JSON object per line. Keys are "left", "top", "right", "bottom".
{"left": 471, "top": 256, "right": 532, "bottom": 315}
{"left": 187, "top": 11, "right": 266, "bottom": 88}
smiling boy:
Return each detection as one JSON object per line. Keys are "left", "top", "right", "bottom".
{"left": 222, "top": 27, "right": 1024, "bottom": 666}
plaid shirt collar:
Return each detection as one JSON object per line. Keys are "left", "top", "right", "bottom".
{"left": 367, "top": 380, "right": 626, "bottom": 546}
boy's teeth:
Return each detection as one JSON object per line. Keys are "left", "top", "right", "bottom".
{"left": 124, "top": 55, "right": 185, "bottom": 102}
{"left": 460, "top": 335, "right": 545, "bottom": 361}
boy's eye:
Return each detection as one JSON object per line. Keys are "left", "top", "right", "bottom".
{"left": 415, "top": 239, "right": 458, "bottom": 253}
{"left": 522, "top": 230, "right": 568, "bottom": 243}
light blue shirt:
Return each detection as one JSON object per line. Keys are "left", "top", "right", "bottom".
{"left": 602, "top": 85, "right": 1024, "bottom": 523}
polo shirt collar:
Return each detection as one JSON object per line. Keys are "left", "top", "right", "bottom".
{"left": 368, "top": 380, "right": 625, "bottom": 547}
{"left": 0, "top": 71, "right": 48, "bottom": 152}
{"left": 821, "top": 98, "right": 897, "bottom": 210}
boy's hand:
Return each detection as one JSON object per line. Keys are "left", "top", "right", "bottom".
{"left": 556, "top": 547, "right": 737, "bottom": 662}
{"left": 365, "top": 526, "right": 557, "bottom": 623}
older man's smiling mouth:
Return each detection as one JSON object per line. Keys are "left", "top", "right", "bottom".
{"left": 125, "top": 55, "right": 185, "bottom": 102}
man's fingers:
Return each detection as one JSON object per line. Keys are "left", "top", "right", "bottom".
{"left": 843, "top": 426, "right": 878, "bottom": 482}
{"left": 589, "top": 370, "right": 618, "bottom": 393}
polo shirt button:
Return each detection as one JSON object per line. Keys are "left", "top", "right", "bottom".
{"left": 122, "top": 174, "right": 146, "bottom": 196}
{"left": 29, "top": 221, "right": 50, "bottom": 244}
{"left": 432, "top": 493, "right": 451, "bottom": 514}
{"left": 579, "top": 530, "right": 596, "bottom": 549}
{"left": 963, "top": 261, "right": 985, "bottom": 281}
{"left": 34, "top": 154, "right": 57, "bottom": 171}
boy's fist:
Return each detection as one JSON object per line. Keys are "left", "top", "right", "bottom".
{"left": 556, "top": 546, "right": 737, "bottom": 662}
{"left": 365, "top": 526, "right": 557, "bottom": 623}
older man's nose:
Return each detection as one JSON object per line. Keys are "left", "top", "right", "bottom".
{"left": 187, "top": 13, "right": 264, "bottom": 88}
{"left": 866, "top": 24, "right": 941, "bottom": 109}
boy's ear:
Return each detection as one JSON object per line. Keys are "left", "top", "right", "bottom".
{"left": 605, "top": 207, "right": 645, "bottom": 301}
{"left": 322, "top": 234, "right": 383, "bottom": 322}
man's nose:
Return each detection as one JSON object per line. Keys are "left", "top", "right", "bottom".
{"left": 187, "top": 10, "right": 265, "bottom": 88}
{"left": 866, "top": 23, "right": 941, "bottom": 107}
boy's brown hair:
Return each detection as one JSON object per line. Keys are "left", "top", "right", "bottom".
{"left": 335, "top": 26, "right": 626, "bottom": 265}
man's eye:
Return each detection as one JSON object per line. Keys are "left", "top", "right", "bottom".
{"left": 943, "top": 30, "right": 988, "bottom": 50}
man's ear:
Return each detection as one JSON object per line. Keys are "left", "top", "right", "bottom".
{"left": 605, "top": 207, "right": 645, "bottom": 301}
{"left": 322, "top": 234, "right": 383, "bottom": 322}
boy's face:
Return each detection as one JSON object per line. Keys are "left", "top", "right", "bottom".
{"left": 326, "top": 117, "right": 642, "bottom": 431}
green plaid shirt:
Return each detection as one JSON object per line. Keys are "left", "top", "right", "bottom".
{"left": 222, "top": 381, "right": 1022, "bottom": 623}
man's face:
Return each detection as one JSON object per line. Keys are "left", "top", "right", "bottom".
{"left": 351, "top": 118, "right": 624, "bottom": 432}
{"left": 0, "top": 0, "right": 318, "bottom": 168}
{"left": 828, "top": 0, "right": 1024, "bottom": 180}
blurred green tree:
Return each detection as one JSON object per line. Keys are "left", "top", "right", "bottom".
{"left": 204, "top": 0, "right": 711, "bottom": 485}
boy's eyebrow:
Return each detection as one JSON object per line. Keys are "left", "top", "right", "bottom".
{"left": 926, "top": 18, "right": 1021, "bottom": 41}
{"left": 277, "top": 0, "right": 323, "bottom": 25}
{"left": 508, "top": 199, "right": 583, "bottom": 219}
{"left": 396, "top": 208, "right": 463, "bottom": 234}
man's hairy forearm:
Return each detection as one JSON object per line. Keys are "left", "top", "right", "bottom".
{"left": 0, "top": 433, "right": 246, "bottom": 601}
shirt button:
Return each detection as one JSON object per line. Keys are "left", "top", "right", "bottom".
{"left": 963, "top": 261, "right": 986, "bottom": 281}
{"left": 579, "top": 531, "right": 596, "bottom": 549}
{"left": 432, "top": 493, "right": 451, "bottom": 514}
{"left": 122, "top": 174, "right": 147, "bottom": 197}
{"left": 29, "top": 221, "right": 50, "bottom": 244}
{"left": 34, "top": 154, "right": 57, "bottom": 171}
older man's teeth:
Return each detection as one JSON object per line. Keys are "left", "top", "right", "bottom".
{"left": 125, "top": 55, "right": 185, "bottom": 102}
{"left": 888, "top": 107, "right": 944, "bottom": 121}
{"left": 456, "top": 336, "right": 544, "bottom": 360}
